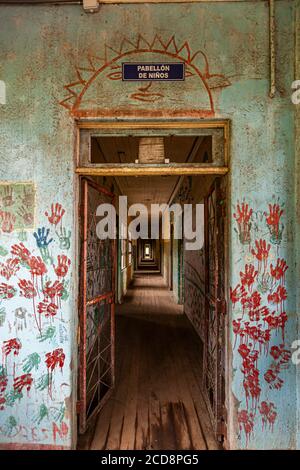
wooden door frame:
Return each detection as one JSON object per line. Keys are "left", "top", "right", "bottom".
{"left": 78, "top": 177, "right": 116, "bottom": 434}
{"left": 75, "top": 119, "right": 230, "bottom": 446}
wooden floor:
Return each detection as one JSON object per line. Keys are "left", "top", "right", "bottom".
{"left": 78, "top": 274, "right": 219, "bottom": 450}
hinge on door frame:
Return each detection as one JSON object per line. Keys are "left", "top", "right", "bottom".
{"left": 217, "top": 298, "right": 227, "bottom": 316}
{"left": 217, "top": 404, "right": 228, "bottom": 442}
{"left": 217, "top": 419, "right": 227, "bottom": 443}
{"left": 77, "top": 325, "right": 80, "bottom": 346}
{"left": 76, "top": 400, "right": 82, "bottom": 414}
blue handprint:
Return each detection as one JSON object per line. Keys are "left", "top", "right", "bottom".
{"left": 33, "top": 227, "right": 53, "bottom": 249}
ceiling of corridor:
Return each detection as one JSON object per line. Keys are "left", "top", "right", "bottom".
{"left": 93, "top": 135, "right": 211, "bottom": 209}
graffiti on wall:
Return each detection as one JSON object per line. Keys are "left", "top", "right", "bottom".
{"left": 0, "top": 201, "right": 71, "bottom": 447}
{"left": 60, "top": 35, "right": 231, "bottom": 118}
{"left": 231, "top": 199, "right": 289, "bottom": 445}
{"left": 0, "top": 183, "right": 36, "bottom": 233}
{"left": 184, "top": 254, "right": 206, "bottom": 343}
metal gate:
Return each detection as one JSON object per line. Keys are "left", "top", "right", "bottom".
{"left": 78, "top": 178, "right": 116, "bottom": 434}
{"left": 203, "top": 178, "right": 226, "bottom": 441}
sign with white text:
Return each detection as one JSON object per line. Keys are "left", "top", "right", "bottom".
{"left": 122, "top": 62, "right": 185, "bottom": 81}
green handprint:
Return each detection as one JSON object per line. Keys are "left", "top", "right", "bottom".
{"left": 33, "top": 403, "right": 49, "bottom": 425}
{"left": 38, "top": 326, "right": 56, "bottom": 342}
{"left": 0, "top": 246, "right": 8, "bottom": 257}
{"left": 18, "top": 230, "right": 28, "bottom": 242}
{"left": 22, "top": 352, "right": 41, "bottom": 373}
{"left": 56, "top": 227, "right": 71, "bottom": 250}
{"left": 49, "top": 403, "right": 65, "bottom": 423}
{"left": 5, "top": 389, "right": 23, "bottom": 406}
{"left": 0, "top": 307, "right": 6, "bottom": 327}
{"left": 39, "top": 246, "right": 53, "bottom": 266}
{"left": 3, "top": 416, "right": 17, "bottom": 436}
{"left": 61, "top": 280, "right": 70, "bottom": 301}
{"left": 36, "top": 373, "right": 50, "bottom": 391}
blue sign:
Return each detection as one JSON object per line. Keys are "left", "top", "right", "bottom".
{"left": 122, "top": 63, "right": 185, "bottom": 81}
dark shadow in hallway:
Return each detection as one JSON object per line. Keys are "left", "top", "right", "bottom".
{"left": 78, "top": 274, "right": 219, "bottom": 450}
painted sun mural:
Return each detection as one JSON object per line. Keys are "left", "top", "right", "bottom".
{"left": 60, "top": 34, "right": 231, "bottom": 118}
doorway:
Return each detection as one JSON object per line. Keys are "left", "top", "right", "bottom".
{"left": 76, "top": 123, "right": 229, "bottom": 450}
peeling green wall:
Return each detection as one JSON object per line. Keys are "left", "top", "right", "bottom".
{"left": 0, "top": 1, "right": 298, "bottom": 449}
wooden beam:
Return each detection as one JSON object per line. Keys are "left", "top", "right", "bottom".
{"left": 0, "top": 1, "right": 80, "bottom": 3}
{"left": 0, "top": 0, "right": 268, "bottom": 3}
{"left": 96, "top": 0, "right": 265, "bottom": 3}
{"left": 76, "top": 165, "right": 228, "bottom": 176}
{"left": 78, "top": 120, "right": 230, "bottom": 130}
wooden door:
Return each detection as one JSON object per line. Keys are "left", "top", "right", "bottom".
{"left": 203, "top": 178, "right": 226, "bottom": 441}
{"left": 78, "top": 178, "right": 116, "bottom": 434}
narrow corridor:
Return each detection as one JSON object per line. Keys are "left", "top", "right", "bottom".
{"left": 78, "top": 274, "right": 219, "bottom": 450}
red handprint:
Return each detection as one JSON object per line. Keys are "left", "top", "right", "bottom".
{"left": 259, "top": 401, "right": 277, "bottom": 430}
{"left": 234, "top": 202, "right": 252, "bottom": 224}
{"left": 238, "top": 410, "right": 254, "bottom": 442}
{"left": 241, "top": 291, "right": 261, "bottom": 311}
{"left": 265, "top": 204, "right": 283, "bottom": 226}
{"left": 0, "top": 258, "right": 20, "bottom": 280}
{"left": 0, "top": 371, "right": 8, "bottom": 411}
{"left": 238, "top": 343, "right": 251, "bottom": 359}
{"left": 230, "top": 284, "right": 246, "bottom": 307}
{"left": 251, "top": 239, "right": 271, "bottom": 274}
{"left": 248, "top": 307, "right": 269, "bottom": 321}
{"left": 54, "top": 255, "right": 71, "bottom": 278}
{"left": 0, "top": 211, "right": 16, "bottom": 233}
{"left": 43, "top": 280, "right": 63, "bottom": 301}
{"left": 265, "top": 203, "right": 284, "bottom": 244}
{"left": 233, "top": 319, "right": 243, "bottom": 336}
{"left": 0, "top": 396, "right": 6, "bottom": 410}
{"left": 270, "top": 345, "right": 281, "bottom": 360}
{"left": 28, "top": 256, "right": 47, "bottom": 277}
{"left": 270, "top": 344, "right": 291, "bottom": 365}
{"left": 267, "top": 285, "right": 287, "bottom": 305}
{"left": 45, "top": 203, "right": 65, "bottom": 226}
{"left": 0, "top": 283, "right": 16, "bottom": 299}
{"left": 243, "top": 324, "right": 260, "bottom": 344}
{"left": 263, "top": 313, "right": 282, "bottom": 330}
{"left": 13, "top": 373, "right": 33, "bottom": 393}
{"left": 251, "top": 239, "right": 271, "bottom": 262}
{"left": 278, "top": 312, "right": 288, "bottom": 340}
{"left": 11, "top": 243, "right": 31, "bottom": 264}
{"left": 18, "top": 279, "right": 37, "bottom": 299}
{"left": 270, "top": 258, "right": 288, "bottom": 282}
{"left": 233, "top": 202, "right": 253, "bottom": 245}
{"left": 37, "top": 301, "right": 58, "bottom": 318}
{"left": 243, "top": 370, "right": 261, "bottom": 403}
{"left": 0, "top": 375, "right": 8, "bottom": 393}
{"left": 240, "top": 264, "right": 258, "bottom": 292}
{"left": 45, "top": 348, "right": 65, "bottom": 372}
{"left": 2, "top": 338, "right": 22, "bottom": 357}
{"left": 248, "top": 306, "right": 269, "bottom": 322}
{"left": 264, "top": 366, "right": 283, "bottom": 390}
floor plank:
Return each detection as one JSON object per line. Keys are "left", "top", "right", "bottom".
{"left": 79, "top": 274, "right": 219, "bottom": 450}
